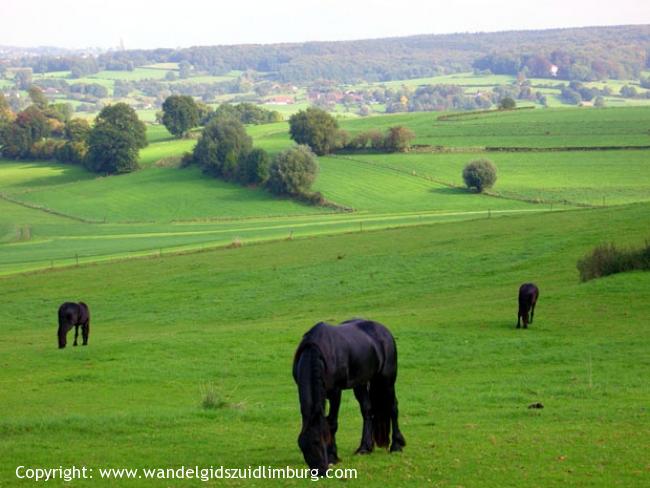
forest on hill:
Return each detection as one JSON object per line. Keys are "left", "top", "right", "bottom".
{"left": 6, "top": 25, "right": 650, "bottom": 83}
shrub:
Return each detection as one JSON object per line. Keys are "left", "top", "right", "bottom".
{"left": 288, "top": 107, "right": 339, "bottom": 155}
{"left": 55, "top": 141, "right": 87, "bottom": 164}
{"left": 193, "top": 118, "right": 252, "bottom": 180}
{"left": 238, "top": 148, "right": 270, "bottom": 185}
{"left": 179, "top": 151, "right": 194, "bottom": 168}
{"left": 498, "top": 97, "right": 516, "bottom": 110}
{"left": 462, "top": 158, "right": 497, "bottom": 192}
{"left": 267, "top": 145, "right": 319, "bottom": 197}
{"left": 577, "top": 241, "right": 650, "bottom": 282}
{"left": 30, "top": 139, "right": 64, "bottom": 160}
{"left": 384, "top": 126, "right": 415, "bottom": 152}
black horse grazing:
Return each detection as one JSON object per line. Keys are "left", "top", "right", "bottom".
{"left": 58, "top": 302, "right": 90, "bottom": 349}
{"left": 293, "top": 319, "right": 406, "bottom": 475}
{"left": 517, "top": 284, "right": 539, "bottom": 329}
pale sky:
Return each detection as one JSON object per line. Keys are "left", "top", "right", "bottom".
{"left": 2, "top": 0, "right": 650, "bottom": 50}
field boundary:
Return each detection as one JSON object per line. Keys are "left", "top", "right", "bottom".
{"left": 0, "top": 192, "right": 101, "bottom": 224}
{"left": 409, "top": 145, "right": 650, "bottom": 153}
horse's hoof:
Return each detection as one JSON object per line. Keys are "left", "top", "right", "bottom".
{"left": 355, "top": 448, "right": 372, "bottom": 455}
{"left": 390, "top": 445, "right": 404, "bottom": 453}
{"left": 328, "top": 458, "right": 341, "bottom": 465}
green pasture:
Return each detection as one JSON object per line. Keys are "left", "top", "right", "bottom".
{"left": 359, "top": 72, "right": 517, "bottom": 88}
{"left": 0, "top": 203, "right": 648, "bottom": 487}
{"left": 345, "top": 149, "right": 650, "bottom": 206}
{"left": 2, "top": 106, "right": 649, "bottom": 275}
{"left": 340, "top": 107, "right": 650, "bottom": 148}
{"left": 1, "top": 165, "right": 325, "bottom": 224}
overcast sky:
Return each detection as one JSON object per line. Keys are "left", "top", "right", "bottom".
{"left": 2, "top": 0, "right": 649, "bottom": 49}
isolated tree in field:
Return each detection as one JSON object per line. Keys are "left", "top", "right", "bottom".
{"left": 289, "top": 107, "right": 339, "bottom": 155}
{"left": 462, "top": 159, "right": 497, "bottom": 193}
{"left": 85, "top": 103, "right": 147, "bottom": 174}
{"left": 193, "top": 118, "right": 252, "bottom": 180}
{"left": 498, "top": 97, "right": 516, "bottom": 110}
{"left": 267, "top": 145, "right": 319, "bottom": 196}
{"left": 162, "top": 95, "right": 200, "bottom": 138}
{"left": 384, "top": 126, "right": 415, "bottom": 152}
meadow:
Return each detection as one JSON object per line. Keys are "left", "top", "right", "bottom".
{"left": 3, "top": 107, "right": 650, "bottom": 275}
{"left": 0, "top": 202, "right": 648, "bottom": 487}
{"left": 0, "top": 98, "right": 649, "bottom": 487}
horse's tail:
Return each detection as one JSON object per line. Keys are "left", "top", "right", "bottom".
{"left": 369, "top": 376, "right": 393, "bottom": 448}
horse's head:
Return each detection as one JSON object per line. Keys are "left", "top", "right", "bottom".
{"left": 298, "top": 417, "right": 330, "bottom": 476}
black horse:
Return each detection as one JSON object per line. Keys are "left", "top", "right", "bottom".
{"left": 293, "top": 319, "right": 405, "bottom": 475}
{"left": 58, "top": 302, "right": 90, "bottom": 349}
{"left": 517, "top": 283, "right": 539, "bottom": 329}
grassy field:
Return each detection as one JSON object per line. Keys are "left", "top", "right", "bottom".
{"left": 0, "top": 203, "right": 648, "bottom": 487}
{"left": 339, "top": 107, "right": 650, "bottom": 148}
{"left": 3, "top": 106, "right": 650, "bottom": 275}
{"left": 343, "top": 150, "right": 650, "bottom": 206}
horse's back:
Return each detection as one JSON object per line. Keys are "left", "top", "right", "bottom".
{"left": 296, "top": 319, "right": 397, "bottom": 389}
{"left": 519, "top": 283, "right": 539, "bottom": 305}
{"left": 58, "top": 302, "right": 88, "bottom": 325}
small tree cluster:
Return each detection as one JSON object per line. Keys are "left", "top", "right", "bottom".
{"left": 498, "top": 97, "right": 516, "bottom": 110}
{"left": 85, "top": 103, "right": 148, "bottom": 174}
{"left": 462, "top": 159, "right": 497, "bottom": 192}
{"left": 161, "top": 95, "right": 200, "bottom": 138}
{"left": 0, "top": 89, "right": 75, "bottom": 160}
{"left": 289, "top": 107, "right": 340, "bottom": 156}
{"left": 192, "top": 118, "right": 269, "bottom": 185}
{"left": 210, "top": 102, "right": 283, "bottom": 125}
{"left": 344, "top": 126, "right": 415, "bottom": 153}
{"left": 267, "top": 145, "right": 319, "bottom": 197}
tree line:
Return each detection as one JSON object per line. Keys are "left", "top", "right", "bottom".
{"left": 11, "top": 26, "right": 650, "bottom": 84}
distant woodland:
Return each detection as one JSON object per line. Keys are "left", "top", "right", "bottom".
{"left": 5, "top": 25, "right": 650, "bottom": 83}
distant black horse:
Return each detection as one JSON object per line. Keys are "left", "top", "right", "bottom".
{"left": 293, "top": 319, "right": 405, "bottom": 475}
{"left": 58, "top": 302, "right": 90, "bottom": 349}
{"left": 517, "top": 284, "right": 539, "bottom": 329}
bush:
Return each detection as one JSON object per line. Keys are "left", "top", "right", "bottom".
{"left": 179, "top": 151, "right": 194, "bottom": 168}
{"left": 55, "top": 141, "right": 87, "bottom": 164}
{"left": 288, "top": 107, "right": 339, "bottom": 155}
{"left": 384, "top": 126, "right": 415, "bottom": 152}
{"left": 267, "top": 145, "right": 319, "bottom": 197}
{"left": 238, "top": 147, "right": 270, "bottom": 185}
{"left": 498, "top": 97, "right": 516, "bottom": 110}
{"left": 577, "top": 242, "right": 650, "bottom": 282}
{"left": 462, "top": 159, "right": 497, "bottom": 192}
{"left": 30, "top": 139, "right": 64, "bottom": 160}
{"left": 193, "top": 118, "right": 252, "bottom": 180}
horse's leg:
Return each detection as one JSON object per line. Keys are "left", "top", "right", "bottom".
{"left": 387, "top": 384, "right": 406, "bottom": 452}
{"left": 326, "top": 389, "right": 341, "bottom": 464}
{"left": 82, "top": 320, "right": 89, "bottom": 346}
{"left": 353, "top": 385, "right": 374, "bottom": 454}
{"left": 517, "top": 312, "right": 521, "bottom": 328}
{"left": 530, "top": 302, "right": 536, "bottom": 324}
{"left": 73, "top": 324, "right": 79, "bottom": 346}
